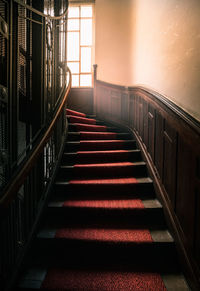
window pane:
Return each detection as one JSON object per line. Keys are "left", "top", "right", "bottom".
{"left": 68, "top": 7, "right": 79, "bottom": 18}
{"left": 67, "top": 62, "right": 79, "bottom": 74}
{"left": 67, "top": 32, "right": 79, "bottom": 61}
{"left": 81, "top": 6, "right": 92, "bottom": 18}
{"left": 80, "top": 74, "right": 92, "bottom": 87}
{"left": 68, "top": 19, "right": 79, "bottom": 31}
{"left": 81, "top": 47, "right": 91, "bottom": 73}
{"left": 81, "top": 19, "right": 92, "bottom": 45}
{"left": 72, "top": 75, "right": 79, "bottom": 87}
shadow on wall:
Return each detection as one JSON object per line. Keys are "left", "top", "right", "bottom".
{"left": 67, "top": 87, "right": 94, "bottom": 115}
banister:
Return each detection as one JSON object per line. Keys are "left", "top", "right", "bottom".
{"left": 0, "top": 68, "right": 71, "bottom": 211}
{"left": 0, "top": 2, "right": 70, "bottom": 289}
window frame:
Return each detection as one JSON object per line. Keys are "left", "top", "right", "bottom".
{"left": 67, "top": 3, "right": 95, "bottom": 88}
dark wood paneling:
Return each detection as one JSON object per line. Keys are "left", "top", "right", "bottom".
{"left": 195, "top": 176, "right": 200, "bottom": 265}
{"left": 143, "top": 99, "right": 148, "bottom": 149}
{"left": 155, "top": 112, "right": 164, "bottom": 179}
{"left": 111, "top": 90, "right": 121, "bottom": 119}
{"left": 121, "top": 93, "right": 129, "bottom": 123}
{"left": 136, "top": 95, "right": 140, "bottom": 133}
{"left": 148, "top": 105, "right": 155, "bottom": 161}
{"left": 177, "top": 139, "right": 196, "bottom": 249}
{"left": 95, "top": 80, "right": 200, "bottom": 288}
{"left": 129, "top": 96, "right": 134, "bottom": 128}
{"left": 139, "top": 98, "right": 144, "bottom": 140}
{"left": 67, "top": 88, "right": 93, "bottom": 115}
{"left": 163, "top": 120, "right": 177, "bottom": 208}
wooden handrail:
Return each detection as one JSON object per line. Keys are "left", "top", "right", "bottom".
{"left": 0, "top": 69, "right": 71, "bottom": 210}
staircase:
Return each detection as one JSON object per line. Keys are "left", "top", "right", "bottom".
{"left": 17, "top": 109, "right": 189, "bottom": 290}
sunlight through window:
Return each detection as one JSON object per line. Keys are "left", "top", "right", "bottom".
{"left": 67, "top": 4, "right": 93, "bottom": 87}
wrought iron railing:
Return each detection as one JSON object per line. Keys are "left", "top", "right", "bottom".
{"left": 0, "top": 1, "right": 71, "bottom": 290}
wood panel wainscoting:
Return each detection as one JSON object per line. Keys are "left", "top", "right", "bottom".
{"left": 95, "top": 79, "right": 200, "bottom": 290}
{"left": 67, "top": 87, "right": 94, "bottom": 115}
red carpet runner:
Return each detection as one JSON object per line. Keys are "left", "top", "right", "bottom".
{"left": 40, "top": 108, "right": 168, "bottom": 290}
{"left": 42, "top": 269, "right": 167, "bottom": 291}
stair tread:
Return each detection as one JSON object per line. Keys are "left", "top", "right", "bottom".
{"left": 68, "top": 122, "right": 116, "bottom": 129}
{"left": 46, "top": 198, "right": 164, "bottom": 228}
{"left": 37, "top": 228, "right": 173, "bottom": 244}
{"left": 64, "top": 149, "right": 140, "bottom": 154}
{"left": 55, "top": 177, "right": 153, "bottom": 185}
{"left": 68, "top": 122, "right": 107, "bottom": 127}
{"left": 66, "top": 109, "right": 86, "bottom": 117}
{"left": 18, "top": 268, "right": 190, "bottom": 291}
{"left": 67, "top": 115, "right": 105, "bottom": 125}
{"left": 66, "top": 139, "right": 136, "bottom": 143}
{"left": 68, "top": 131, "right": 130, "bottom": 135}
{"left": 67, "top": 115, "right": 96, "bottom": 121}
{"left": 48, "top": 198, "right": 161, "bottom": 210}
{"left": 60, "top": 161, "right": 146, "bottom": 169}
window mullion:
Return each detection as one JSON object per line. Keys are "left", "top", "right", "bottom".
{"left": 79, "top": 5, "right": 81, "bottom": 87}
{"left": 67, "top": 4, "right": 93, "bottom": 87}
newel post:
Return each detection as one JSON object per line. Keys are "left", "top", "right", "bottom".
{"left": 93, "top": 64, "right": 97, "bottom": 115}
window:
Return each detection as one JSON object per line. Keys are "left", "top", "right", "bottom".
{"left": 67, "top": 4, "right": 94, "bottom": 87}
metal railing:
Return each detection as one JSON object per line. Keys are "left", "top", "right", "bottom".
{"left": 0, "top": 1, "right": 71, "bottom": 290}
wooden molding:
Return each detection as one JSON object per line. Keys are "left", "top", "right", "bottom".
{"left": 96, "top": 80, "right": 200, "bottom": 135}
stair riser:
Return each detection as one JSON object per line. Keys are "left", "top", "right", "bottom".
{"left": 34, "top": 239, "right": 177, "bottom": 270}
{"left": 45, "top": 208, "right": 166, "bottom": 228}
{"left": 54, "top": 182, "right": 155, "bottom": 197}
{"left": 68, "top": 124, "right": 120, "bottom": 133}
{"left": 51, "top": 192, "right": 155, "bottom": 202}
{"left": 67, "top": 117, "right": 105, "bottom": 126}
{"left": 68, "top": 133, "right": 132, "bottom": 141}
{"left": 57, "top": 165, "right": 148, "bottom": 179}
{"left": 65, "top": 141, "right": 137, "bottom": 152}
{"left": 62, "top": 152, "right": 142, "bottom": 165}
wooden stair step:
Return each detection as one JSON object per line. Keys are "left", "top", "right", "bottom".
{"left": 58, "top": 161, "right": 147, "bottom": 179}
{"left": 46, "top": 198, "right": 165, "bottom": 228}
{"left": 65, "top": 139, "right": 137, "bottom": 151}
{"left": 67, "top": 131, "right": 132, "bottom": 141}
{"left": 62, "top": 149, "right": 142, "bottom": 164}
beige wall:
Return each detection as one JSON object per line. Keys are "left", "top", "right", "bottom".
{"left": 95, "top": 0, "right": 200, "bottom": 121}
{"left": 133, "top": 0, "right": 200, "bottom": 121}
{"left": 95, "top": 0, "right": 135, "bottom": 86}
